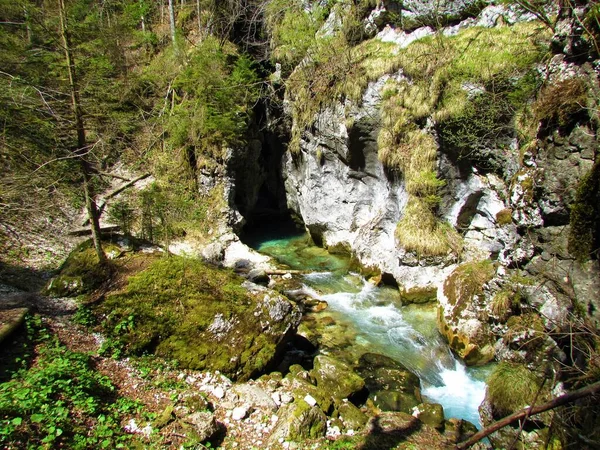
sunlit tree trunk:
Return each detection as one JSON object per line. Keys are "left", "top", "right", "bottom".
{"left": 58, "top": 0, "right": 107, "bottom": 264}
{"left": 168, "top": 0, "right": 176, "bottom": 45}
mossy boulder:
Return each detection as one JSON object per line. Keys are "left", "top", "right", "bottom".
{"left": 97, "top": 255, "right": 301, "bottom": 381}
{"left": 43, "top": 240, "right": 116, "bottom": 297}
{"left": 283, "top": 369, "right": 333, "bottom": 414}
{"left": 373, "top": 390, "right": 420, "bottom": 414}
{"left": 414, "top": 403, "right": 444, "bottom": 429}
{"left": 311, "top": 355, "right": 366, "bottom": 402}
{"left": 335, "top": 400, "right": 368, "bottom": 432}
{"left": 270, "top": 400, "right": 327, "bottom": 443}
{"left": 356, "top": 353, "right": 421, "bottom": 395}
{"left": 438, "top": 260, "right": 497, "bottom": 366}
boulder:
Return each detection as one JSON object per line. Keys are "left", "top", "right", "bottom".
{"left": 356, "top": 353, "right": 421, "bottom": 394}
{"left": 413, "top": 403, "right": 444, "bottom": 429}
{"left": 373, "top": 390, "right": 420, "bottom": 414}
{"left": 180, "top": 411, "right": 219, "bottom": 443}
{"left": 311, "top": 355, "right": 366, "bottom": 401}
{"left": 270, "top": 400, "right": 327, "bottom": 442}
{"left": 231, "top": 384, "right": 278, "bottom": 413}
{"left": 336, "top": 400, "right": 368, "bottom": 431}
{"left": 437, "top": 261, "right": 497, "bottom": 366}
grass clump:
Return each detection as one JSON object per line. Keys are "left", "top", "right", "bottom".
{"left": 396, "top": 199, "right": 463, "bottom": 257}
{"left": 533, "top": 77, "right": 589, "bottom": 129}
{"left": 0, "top": 316, "right": 139, "bottom": 449}
{"left": 97, "top": 255, "right": 294, "bottom": 380}
{"left": 486, "top": 362, "right": 544, "bottom": 418}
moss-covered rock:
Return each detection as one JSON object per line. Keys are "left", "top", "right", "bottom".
{"left": 438, "top": 260, "right": 497, "bottom": 366}
{"left": 270, "top": 400, "right": 327, "bottom": 443}
{"left": 400, "top": 286, "right": 437, "bottom": 304}
{"left": 43, "top": 240, "right": 116, "bottom": 297}
{"left": 414, "top": 403, "right": 445, "bottom": 429}
{"left": 335, "top": 400, "right": 368, "bottom": 432}
{"left": 97, "top": 255, "right": 301, "bottom": 381}
{"left": 311, "top": 355, "right": 366, "bottom": 401}
{"left": 373, "top": 390, "right": 420, "bottom": 414}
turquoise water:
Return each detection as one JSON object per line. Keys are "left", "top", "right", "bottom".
{"left": 245, "top": 229, "right": 491, "bottom": 427}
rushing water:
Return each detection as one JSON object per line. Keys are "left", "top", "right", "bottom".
{"left": 244, "top": 227, "right": 492, "bottom": 427}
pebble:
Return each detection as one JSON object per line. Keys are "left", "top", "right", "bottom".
{"left": 232, "top": 406, "right": 248, "bottom": 421}
{"left": 304, "top": 394, "right": 317, "bottom": 407}
{"left": 281, "top": 392, "right": 293, "bottom": 404}
{"left": 213, "top": 386, "right": 225, "bottom": 399}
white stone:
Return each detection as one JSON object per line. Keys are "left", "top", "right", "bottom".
{"left": 212, "top": 386, "right": 225, "bottom": 399}
{"left": 232, "top": 406, "right": 249, "bottom": 421}
{"left": 303, "top": 394, "right": 317, "bottom": 407}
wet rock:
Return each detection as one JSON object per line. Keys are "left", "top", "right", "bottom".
{"left": 413, "top": 403, "right": 444, "bottom": 429}
{"left": 311, "top": 355, "right": 366, "bottom": 401}
{"left": 356, "top": 353, "right": 421, "bottom": 394}
{"left": 248, "top": 268, "right": 269, "bottom": 285}
{"left": 270, "top": 400, "right": 327, "bottom": 442}
{"left": 373, "top": 390, "right": 420, "bottom": 414}
{"left": 364, "top": 412, "right": 419, "bottom": 436}
{"left": 438, "top": 261, "right": 497, "bottom": 366}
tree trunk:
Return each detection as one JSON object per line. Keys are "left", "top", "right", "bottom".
{"left": 168, "top": 0, "right": 176, "bottom": 45}
{"left": 58, "top": 0, "right": 107, "bottom": 264}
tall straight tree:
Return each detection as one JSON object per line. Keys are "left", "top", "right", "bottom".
{"left": 168, "top": 0, "right": 176, "bottom": 45}
{"left": 58, "top": 0, "right": 107, "bottom": 264}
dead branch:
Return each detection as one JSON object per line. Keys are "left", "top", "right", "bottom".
{"left": 456, "top": 380, "right": 600, "bottom": 449}
{"left": 81, "top": 173, "right": 151, "bottom": 226}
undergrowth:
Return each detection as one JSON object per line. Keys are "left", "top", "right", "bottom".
{"left": 0, "top": 315, "right": 142, "bottom": 449}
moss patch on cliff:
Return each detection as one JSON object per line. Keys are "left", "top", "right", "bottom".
{"left": 568, "top": 162, "right": 600, "bottom": 262}
{"left": 96, "top": 255, "right": 297, "bottom": 380}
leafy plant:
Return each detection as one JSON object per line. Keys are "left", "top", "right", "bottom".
{"left": 0, "top": 316, "right": 138, "bottom": 449}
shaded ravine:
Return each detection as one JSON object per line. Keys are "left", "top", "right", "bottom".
{"left": 244, "top": 227, "right": 492, "bottom": 427}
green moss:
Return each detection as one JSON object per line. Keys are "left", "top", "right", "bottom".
{"left": 487, "top": 362, "right": 544, "bottom": 418}
{"left": 96, "top": 255, "right": 294, "bottom": 380}
{"left": 443, "top": 260, "right": 495, "bottom": 310}
{"left": 495, "top": 208, "right": 514, "bottom": 226}
{"left": 568, "top": 162, "right": 600, "bottom": 262}
{"left": 43, "top": 240, "right": 114, "bottom": 297}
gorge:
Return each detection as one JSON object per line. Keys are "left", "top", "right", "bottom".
{"left": 1, "top": 0, "right": 599, "bottom": 449}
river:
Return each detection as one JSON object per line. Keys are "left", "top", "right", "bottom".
{"left": 244, "top": 224, "right": 492, "bottom": 427}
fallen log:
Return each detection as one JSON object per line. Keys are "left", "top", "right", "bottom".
{"left": 457, "top": 380, "right": 600, "bottom": 449}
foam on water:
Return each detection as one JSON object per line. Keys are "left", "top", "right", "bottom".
{"left": 422, "top": 362, "right": 487, "bottom": 427}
